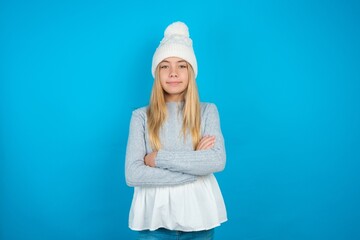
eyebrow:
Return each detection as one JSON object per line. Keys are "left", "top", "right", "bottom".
{"left": 160, "top": 60, "right": 187, "bottom": 63}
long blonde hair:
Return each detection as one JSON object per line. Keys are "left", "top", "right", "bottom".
{"left": 147, "top": 64, "right": 201, "bottom": 151}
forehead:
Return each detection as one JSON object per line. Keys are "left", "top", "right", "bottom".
{"left": 160, "top": 57, "right": 187, "bottom": 64}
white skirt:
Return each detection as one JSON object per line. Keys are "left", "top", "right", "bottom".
{"left": 129, "top": 174, "right": 227, "bottom": 232}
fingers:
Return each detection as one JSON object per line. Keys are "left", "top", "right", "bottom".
{"left": 199, "top": 136, "right": 215, "bottom": 147}
{"left": 144, "top": 152, "right": 157, "bottom": 167}
{"left": 199, "top": 136, "right": 215, "bottom": 150}
{"left": 196, "top": 136, "right": 216, "bottom": 150}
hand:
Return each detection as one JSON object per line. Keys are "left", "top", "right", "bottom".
{"left": 144, "top": 151, "right": 157, "bottom": 167}
{"left": 196, "top": 136, "right": 216, "bottom": 151}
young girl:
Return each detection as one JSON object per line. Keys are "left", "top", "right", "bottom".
{"left": 125, "top": 21, "right": 227, "bottom": 240}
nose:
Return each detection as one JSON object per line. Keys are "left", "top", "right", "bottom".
{"left": 169, "top": 67, "right": 178, "bottom": 78}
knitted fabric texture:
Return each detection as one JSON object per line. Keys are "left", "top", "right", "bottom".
{"left": 151, "top": 21, "right": 198, "bottom": 78}
{"left": 125, "top": 102, "right": 226, "bottom": 187}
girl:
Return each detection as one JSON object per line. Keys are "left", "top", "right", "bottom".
{"left": 125, "top": 21, "right": 227, "bottom": 240}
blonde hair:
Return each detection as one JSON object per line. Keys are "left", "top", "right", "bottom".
{"left": 147, "top": 64, "right": 201, "bottom": 151}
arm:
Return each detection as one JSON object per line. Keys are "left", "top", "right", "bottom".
{"left": 155, "top": 103, "right": 226, "bottom": 176}
{"left": 125, "top": 110, "right": 197, "bottom": 187}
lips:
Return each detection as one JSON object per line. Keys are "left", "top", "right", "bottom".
{"left": 166, "top": 81, "right": 182, "bottom": 86}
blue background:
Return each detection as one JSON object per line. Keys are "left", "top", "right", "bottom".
{"left": 1, "top": 0, "right": 360, "bottom": 239}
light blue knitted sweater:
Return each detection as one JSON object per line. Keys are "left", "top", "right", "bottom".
{"left": 125, "top": 102, "right": 226, "bottom": 187}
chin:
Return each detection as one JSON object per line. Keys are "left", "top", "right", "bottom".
{"left": 165, "top": 89, "right": 186, "bottom": 95}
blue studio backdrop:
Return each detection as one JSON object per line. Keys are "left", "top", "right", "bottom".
{"left": 1, "top": 0, "right": 360, "bottom": 239}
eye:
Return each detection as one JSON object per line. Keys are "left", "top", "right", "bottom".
{"left": 179, "top": 64, "right": 188, "bottom": 69}
{"left": 160, "top": 65, "right": 169, "bottom": 69}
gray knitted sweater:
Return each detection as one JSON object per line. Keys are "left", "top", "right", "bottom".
{"left": 125, "top": 102, "right": 226, "bottom": 187}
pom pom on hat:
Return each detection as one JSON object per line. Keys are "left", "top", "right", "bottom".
{"left": 164, "top": 22, "right": 189, "bottom": 37}
{"left": 152, "top": 21, "right": 197, "bottom": 78}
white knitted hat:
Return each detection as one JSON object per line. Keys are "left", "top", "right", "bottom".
{"left": 151, "top": 21, "right": 197, "bottom": 78}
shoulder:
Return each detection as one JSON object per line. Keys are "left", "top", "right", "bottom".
{"left": 200, "top": 102, "right": 219, "bottom": 115}
{"left": 131, "top": 105, "right": 148, "bottom": 120}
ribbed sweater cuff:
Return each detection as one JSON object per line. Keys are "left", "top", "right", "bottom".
{"left": 155, "top": 150, "right": 172, "bottom": 168}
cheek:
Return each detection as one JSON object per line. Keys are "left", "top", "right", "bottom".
{"left": 159, "top": 79, "right": 167, "bottom": 89}
{"left": 181, "top": 69, "right": 189, "bottom": 79}
{"left": 182, "top": 74, "right": 189, "bottom": 85}
{"left": 159, "top": 71, "right": 168, "bottom": 81}
{"left": 159, "top": 71, "right": 166, "bottom": 82}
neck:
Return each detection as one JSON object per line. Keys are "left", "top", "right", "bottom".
{"left": 165, "top": 93, "right": 184, "bottom": 102}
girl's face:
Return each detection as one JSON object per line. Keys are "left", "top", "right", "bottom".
{"left": 159, "top": 57, "right": 189, "bottom": 102}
